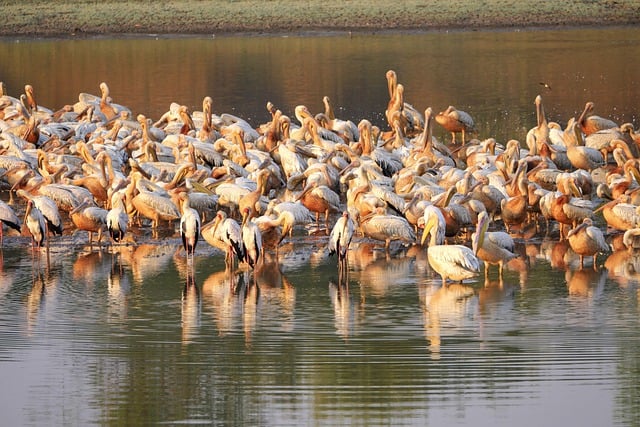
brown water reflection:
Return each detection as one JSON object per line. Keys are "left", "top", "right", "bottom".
{"left": 2, "top": 27, "right": 640, "bottom": 144}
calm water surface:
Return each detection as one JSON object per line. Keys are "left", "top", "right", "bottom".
{"left": 1, "top": 27, "right": 640, "bottom": 426}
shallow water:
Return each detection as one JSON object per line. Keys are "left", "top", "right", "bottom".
{"left": 2, "top": 27, "right": 640, "bottom": 426}
{"left": 1, "top": 238, "right": 640, "bottom": 426}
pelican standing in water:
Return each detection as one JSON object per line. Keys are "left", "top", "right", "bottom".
{"left": 179, "top": 192, "right": 201, "bottom": 261}
{"left": 328, "top": 211, "right": 356, "bottom": 273}
{"left": 472, "top": 211, "right": 518, "bottom": 279}
{"left": 567, "top": 217, "right": 610, "bottom": 270}
{"left": 421, "top": 205, "right": 480, "bottom": 286}
{"left": 357, "top": 207, "right": 416, "bottom": 252}
{"left": 69, "top": 199, "right": 108, "bottom": 246}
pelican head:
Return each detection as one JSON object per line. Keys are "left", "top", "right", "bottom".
{"left": 420, "top": 205, "right": 445, "bottom": 247}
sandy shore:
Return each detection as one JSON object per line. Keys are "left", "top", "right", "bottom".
{"left": 1, "top": 0, "right": 639, "bottom": 37}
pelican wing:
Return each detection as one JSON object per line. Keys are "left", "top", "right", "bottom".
{"left": 486, "top": 231, "right": 515, "bottom": 252}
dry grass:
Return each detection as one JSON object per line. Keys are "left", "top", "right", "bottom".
{"left": 0, "top": 0, "right": 638, "bottom": 37}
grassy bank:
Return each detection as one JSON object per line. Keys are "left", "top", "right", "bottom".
{"left": 1, "top": 0, "right": 638, "bottom": 37}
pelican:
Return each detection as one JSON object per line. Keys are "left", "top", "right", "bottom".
{"left": 577, "top": 101, "right": 617, "bottom": 136}
{"left": 472, "top": 211, "right": 517, "bottom": 279}
{"left": 0, "top": 199, "right": 21, "bottom": 246}
{"left": 253, "top": 210, "right": 296, "bottom": 254}
{"left": 598, "top": 197, "right": 640, "bottom": 232}
{"left": 525, "top": 95, "right": 550, "bottom": 155}
{"left": 24, "top": 200, "right": 46, "bottom": 250}
{"left": 435, "top": 105, "right": 477, "bottom": 144}
{"left": 296, "top": 181, "right": 341, "bottom": 228}
{"left": 130, "top": 174, "right": 181, "bottom": 229}
{"left": 565, "top": 118, "right": 605, "bottom": 171}
{"left": 567, "top": 218, "right": 610, "bottom": 269}
{"left": 328, "top": 211, "right": 356, "bottom": 272}
{"left": 202, "top": 210, "right": 244, "bottom": 269}
{"left": 106, "top": 191, "right": 129, "bottom": 243}
{"left": 240, "top": 207, "right": 262, "bottom": 269}
{"left": 622, "top": 228, "right": 640, "bottom": 252}
{"left": 69, "top": 199, "right": 108, "bottom": 246}
{"left": 358, "top": 207, "right": 415, "bottom": 251}
{"left": 421, "top": 205, "right": 480, "bottom": 286}
{"left": 179, "top": 192, "right": 201, "bottom": 260}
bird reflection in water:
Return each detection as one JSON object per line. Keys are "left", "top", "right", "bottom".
{"left": 565, "top": 268, "right": 607, "bottom": 299}
{"left": 419, "top": 281, "right": 477, "bottom": 358}
{"left": 181, "top": 274, "right": 201, "bottom": 346}
{"left": 605, "top": 247, "right": 640, "bottom": 288}
{"left": 202, "top": 267, "right": 257, "bottom": 344}
{"left": 349, "top": 242, "right": 414, "bottom": 298}
{"left": 107, "top": 248, "right": 131, "bottom": 322}
{"left": 26, "top": 255, "right": 60, "bottom": 336}
{"left": 253, "top": 259, "right": 296, "bottom": 332}
{"left": 73, "top": 248, "right": 109, "bottom": 286}
{"left": 124, "top": 243, "right": 178, "bottom": 284}
{"left": 328, "top": 272, "right": 363, "bottom": 340}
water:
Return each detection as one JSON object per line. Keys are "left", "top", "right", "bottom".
{"left": 2, "top": 27, "right": 640, "bottom": 426}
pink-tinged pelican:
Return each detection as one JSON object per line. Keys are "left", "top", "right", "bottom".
{"left": 435, "top": 105, "right": 477, "bottom": 144}
{"left": 358, "top": 207, "right": 415, "bottom": 252}
{"left": 0, "top": 199, "right": 21, "bottom": 246}
{"left": 421, "top": 205, "right": 480, "bottom": 286}
{"left": 24, "top": 200, "right": 46, "bottom": 250}
{"left": 567, "top": 218, "right": 610, "bottom": 270}
{"left": 577, "top": 101, "right": 618, "bottom": 136}
{"left": 328, "top": 211, "right": 356, "bottom": 272}
{"left": 106, "top": 191, "right": 129, "bottom": 243}
{"left": 241, "top": 207, "right": 262, "bottom": 269}
{"left": 179, "top": 192, "right": 201, "bottom": 260}
{"left": 69, "top": 199, "right": 108, "bottom": 246}
{"left": 202, "top": 210, "right": 244, "bottom": 269}
{"left": 472, "top": 211, "right": 517, "bottom": 279}
{"left": 296, "top": 181, "right": 341, "bottom": 228}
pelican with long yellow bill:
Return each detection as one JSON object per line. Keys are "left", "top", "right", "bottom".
{"left": 421, "top": 205, "right": 479, "bottom": 286}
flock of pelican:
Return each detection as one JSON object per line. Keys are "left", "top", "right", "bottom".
{"left": 1, "top": 70, "right": 639, "bottom": 286}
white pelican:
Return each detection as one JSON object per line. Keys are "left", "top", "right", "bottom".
{"left": 0, "top": 199, "right": 21, "bottom": 246}
{"left": 202, "top": 210, "right": 244, "bottom": 269}
{"left": 567, "top": 218, "right": 610, "bottom": 269}
{"left": 472, "top": 211, "right": 517, "bottom": 279}
{"left": 358, "top": 207, "right": 415, "bottom": 251}
{"left": 421, "top": 205, "right": 480, "bottom": 286}
{"left": 130, "top": 173, "right": 181, "bottom": 229}
{"left": 179, "top": 192, "right": 201, "bottom": 260}
{"left": 328, "top": 211, "right": 356, "bottom": 272}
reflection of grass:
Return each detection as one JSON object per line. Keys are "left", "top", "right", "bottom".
{"left": 2, "top": 0, "right": 638, "bottom": 36}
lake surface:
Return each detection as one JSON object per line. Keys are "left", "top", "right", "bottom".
{"left": 2, "top": 27, "right": 640, "bottom": 426}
